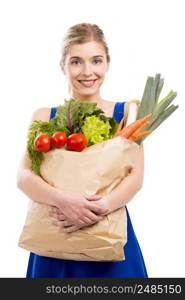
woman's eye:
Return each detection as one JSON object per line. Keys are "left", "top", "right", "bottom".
{"left": 71, "top": 60, "right": 80, "bottom": 65}
{"left": 93, "top": 59, "right": 102, "bottom": 64}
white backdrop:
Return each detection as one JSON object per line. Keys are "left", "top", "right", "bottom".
{"left": 0, "top": 0, "right": 184, "bottom": 278}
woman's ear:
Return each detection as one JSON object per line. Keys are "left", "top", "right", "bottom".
{"left": 106, "top": 63, "right": 110, "bottom": 72}
{"left": 60, "top": 59, "right": 66, "bottom": 75}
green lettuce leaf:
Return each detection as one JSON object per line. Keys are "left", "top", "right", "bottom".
{"left": 52, "top": 98, "right": 104, "bottom": 135}
{"left": 81, "top": 115, "right": 113, "bottom": 146}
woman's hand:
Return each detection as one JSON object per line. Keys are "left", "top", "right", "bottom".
{"left": 49, "top": 207, "right": 102, "bottom": 232}
{"left": 52, "top": 191, "right": 109, "bottom": 232}
{"left": 84, "top": 194, "right": 111, "bottom": 215}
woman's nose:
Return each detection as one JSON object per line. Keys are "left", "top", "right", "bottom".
{"left": 82, "top": 63, "right": 93, "bottom": 76}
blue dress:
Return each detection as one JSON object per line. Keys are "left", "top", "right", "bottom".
{"left": 26, "top": 102, "right": 148, "bottom": 278}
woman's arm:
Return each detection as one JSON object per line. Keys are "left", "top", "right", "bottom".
{"left": 104, "top": 143, "right": 144, "bottom": 212}
{"left": 17, "top": 151, "right": 63, "bottom": 207}
{"left": 85, "top": 140, "right": 144, "bottom": 214}
{"left": 99, "top": 100, "right": 144, "bottom": 212}
{"left": 17, "top": 108, "right": 108, "bottom": 228}
{"left": 17, "top": 108, "right": 61, "bottom": 207}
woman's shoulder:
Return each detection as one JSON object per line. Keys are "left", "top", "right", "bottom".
{"left": 30, "top": 107, "right": 51, "bottom": 122}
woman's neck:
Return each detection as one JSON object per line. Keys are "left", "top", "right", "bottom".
{"left": 69, "top": 90, "right": 105, "bottom": 105}
{"left": 68, "top": 90, "right": 115, "bottom": 118}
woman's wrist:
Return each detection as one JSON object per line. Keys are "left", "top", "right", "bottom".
{"left": 105, "top": 193, "right": 125, "bottom": 213}
{"left": 51, "top": 187, "right": 66, "bottom": 208}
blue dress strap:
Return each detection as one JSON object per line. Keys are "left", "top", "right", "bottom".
{"left": 50, "top": 107, "right": 57, "bottom": 120}
{"left": 113, "top": 102, "right": 126, "bottom": 124}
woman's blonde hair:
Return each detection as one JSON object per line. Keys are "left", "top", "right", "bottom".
{"left": 60, "top": 23, "right": 110, "bottom": 64}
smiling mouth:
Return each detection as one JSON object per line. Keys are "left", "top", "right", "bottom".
{"left": 78, "top": 79, "right": 97, "bottom": 88}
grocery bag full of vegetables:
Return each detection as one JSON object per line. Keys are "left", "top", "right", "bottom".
{"left": 18, "top": 73, "right": 179, "bottom": 262}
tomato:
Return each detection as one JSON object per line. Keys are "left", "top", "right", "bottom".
{"left": 67, "top": 133, "right": 87, "bottom": 152}
{"left": 51, "top": 131, "right": 67, "bottom": 148}
{"left": 34, "top": 134, "right": 51, "bottom": 152}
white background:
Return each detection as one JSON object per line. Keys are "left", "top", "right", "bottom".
{"left": 0, "top": 0, "right": 184, "bottom": 278}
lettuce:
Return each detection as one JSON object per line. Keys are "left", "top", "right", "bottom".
{"left": 81, "top": 115, "right": 112, "bottom": 146}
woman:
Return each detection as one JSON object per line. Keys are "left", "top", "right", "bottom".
{"left": 17, "top": 23, "right": 148, "bottom": 278}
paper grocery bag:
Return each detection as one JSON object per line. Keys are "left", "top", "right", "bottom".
{"left": 18, "top": 136, "right": 139, "bottom": 261}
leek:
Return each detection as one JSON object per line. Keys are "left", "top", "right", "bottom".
{"left": 136, "top": 73, "right": 178, "bottom": 144}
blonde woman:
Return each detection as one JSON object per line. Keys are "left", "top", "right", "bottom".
{"left": 17, "top": 23, "right": 148, "bottom": 278}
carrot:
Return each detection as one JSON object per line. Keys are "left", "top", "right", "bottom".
{"left": 128, "top": 119, "right": 154, "bottom": 141}
{"left": 130, "top": 117, "right": 156, "bottom": 137}
{"left": 129, "top": 130, "right": 153, "bottom": 141}
{"left": 116, "top": 113, "right": 152, "bottom": 139}
{"left": 130, "top": 120, "right": 151, "bottom": 135}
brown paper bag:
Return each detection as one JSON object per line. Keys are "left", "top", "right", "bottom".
{"left": 18, "top": 136, "right": 139, "bottom": 261}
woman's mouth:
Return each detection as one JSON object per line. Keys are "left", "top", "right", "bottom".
{"left": 78, "top": 79, "right": 97, "bottom": 88}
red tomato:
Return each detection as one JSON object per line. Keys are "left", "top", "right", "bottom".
{"left": 51, "top": 131, "right": 67, "bottom": 148}
{"left": 34, "top": 134, "right": 51, "bottom": 152}
{"left": 67, "top": 133, "right": 87, "bottom": 152}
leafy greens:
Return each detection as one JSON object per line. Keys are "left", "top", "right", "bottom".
{"left": 27, "top": 98, "right": 117, "bottom": 175}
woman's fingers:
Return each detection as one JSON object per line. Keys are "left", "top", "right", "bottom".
{"left": 50, "top": 210, "right": 85, "bottom": 226}
{"left": 51, "top": 206, "right": 63, "bottom": 215}
{"left": 52, "top": 220, "right": 62, "bottom": 227}
{"left": 62, "top": 225, "right": 81, "bottom": 233}
{"left": 84, "top": 194, "right": 102, "bottom": 201}
{"left": 50, "top": 208, "right": 104, "bottom": 227}
{"left": 49, "top": 209, "right": 67, "bottom": 221}
{"left": 87, "top": 202, "right": 109, "bottom": 215}
{"left": 52, "top": 220, "right": 80, "bottom": 233}
{"left": 80, "top": 216, "right": 94, "bottom": 225}
{"left": 85, "top": 210, "right": 104, "bottom": 223}
{"left": 49, "top": 211, "right": 65, "bottom": 221}
{"left": 51, "top": 206, "right": 58, "bottom": 213}
{"left": 60, "top": 220, "right": 73, "bottom": 227}
{"left": 52, "top": 214, "right": 103, "bottom": 232}
{"left": 52, "top": 220, "right": 72, "bottom": 227}
{"left": 50, "top": 197, "right": 106, "bottom": 229}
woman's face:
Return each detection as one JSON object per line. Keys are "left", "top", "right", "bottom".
{"left": 61, "top": 41, "right": 109, "bottom": 99}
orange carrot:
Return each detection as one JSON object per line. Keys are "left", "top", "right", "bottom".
{"left": 132, "top": 117, "right": 156, "bottom": 136}
{"left": 129, "top": 130, "right": 153, "bottom": 141}
{"left": 131, "top": 120, "right": 151, "bottom": 135}
{"left": 116, "top": 113, "right": 152, "bottom": 139}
